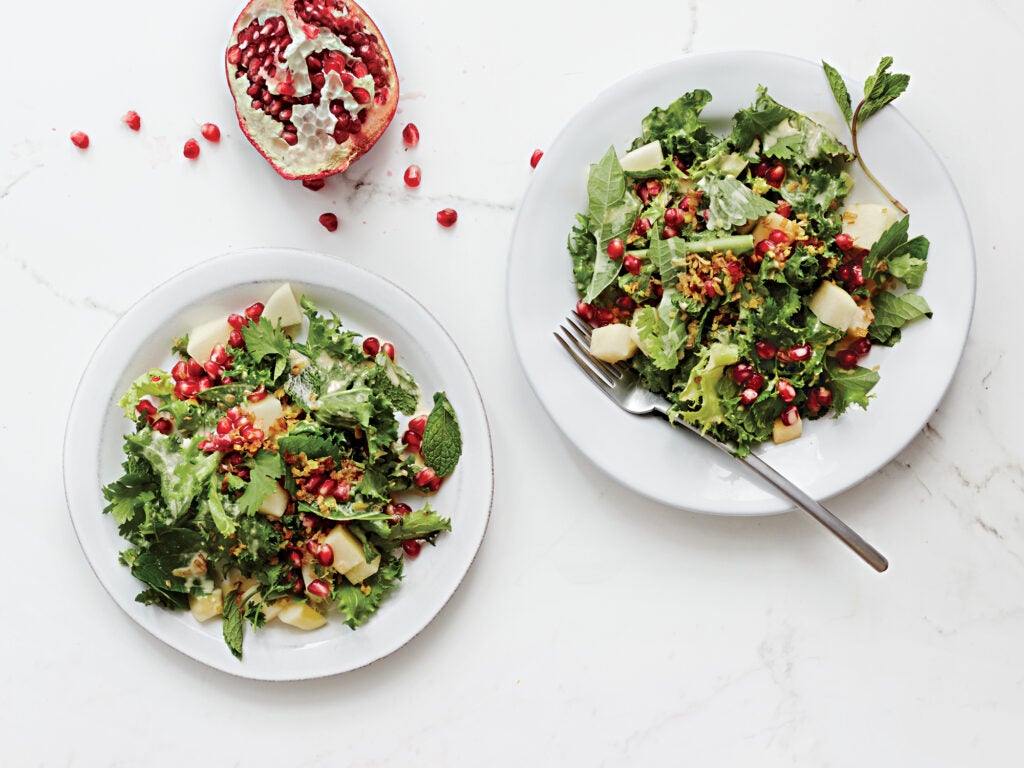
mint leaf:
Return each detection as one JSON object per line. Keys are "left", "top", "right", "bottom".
{"left": 117, "top": 369, "right": 175, "bottom": 419}
{"left": 221, "top": 589, "right": 244, "bottom": 660}
{"left": 862, "top": 215, "right": 910, "bottom": 281}
{"left": 825, "top": 358, "right": 880, "bottom": 414}
{"left": 887, "top": 252, "right": 928, "bottom": 289}
{"left": 241, "top": 317, "right": 291, "bottom": 378}
{"left": 699, "top": 176, "right": 775, "bottom": 230}
{"left": 237, "top": 449, "right": 284, "bottom": 515}
{"left": 860, "top": 57, "right": 910, "bottom": 121}
{"left": 822, "top": 60, "right": 853, "bottom": 126}
{"left": 583, "top": 146, "right": 640, "bottom": 302}
{"left": 869, "top": 291, "right": 932, "bottom": 346}
{"left": 421, "top": 392, "right": 462, "bottom": 477}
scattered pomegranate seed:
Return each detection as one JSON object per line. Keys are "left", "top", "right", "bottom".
{"left": 136, "top": 400, "right": 158, "bottom": 418}
{"left": 730, "top": 363, "right": 753, "bottom": 385}
{"left": 755, "top": 340, "right": 777, "bottom": 359}
{"left": 203, "top": 361, "right": 223, "bottom": 380}
{"left": 850, "top": 338, "right": 872, "bottom": 357}
{"left": 775, "top": 201, "right": 792, "bottom": 218}
{"left": 319, "top": 212, "right": 339, "bottom": 232}
{"left": 787, "top": 344, "right": 812, "bottom": 362}
{"left": 436, "top": 208, "right": 458, "bottom": 227}
{"left": 755, "top": 239, "right": 775, "bottom": 257}
{"left": 766, "top": 163, "right": 786, "bottom": 186}
{"left": 780, "top": 404, "right": 800, "bottom": 426}
{"left": 623, "top": 254, "right": 642, "bottom": 275}
{"left": 592, "top": 307, "right": 614, "bottom": 327}
{"left": 316, "top": 544, "right": 334, "bottom": 567}
{"left": 575, "top": 300, "right": 594, "bottom": 322}
{"left": 171, "top": 360, "right": 188, "bottom": 381}
{"left": 606, "top": 238, "right": 625, "bottom": 260}
{"left": 403, "top": 430, "right": 422, "bottom": 450}
{"left": 402, "top": 123, "right": 420, "bottom": 147}
{"left": 402, "top": 540, "right": 422, "bottom": 557}
{"left": 778, "top": 379, "right": 797, "bottom": 402}
{"left": 183, "top": 138, "right": 200, "bottom": 159}
{"left": 175, "top": 380, "right": 198, "bottom": 400}
{"left": 835, "top": 233, "right": 854, "bottom": 251}
{"left": 746, "top": 373, "right": 765, "bottom": 391}
{"left": 152, "top": 418, "right": 173, "bottom": 435}
{"left": 703, "top": 279, "right": 718, "bottom": 297}
{"left": 200, "top": 122, "right": 221, "bottom": 142}
{"left": 403, "top": 164, "right": 421, "bottom": 187}
{"left": 414, "top": 467, "right": 437, "bottom": 488}
{"left": 382, "top": 342, "right": 395, "bottom": 360}
{"left": 725, "top": 261, "right": 745, "bottom": 283}
{"left": 768, "top": 229, "right": 789, "bottom": 245}
{"left": 530, "top": 149, "right": 544, "bottom": 168}
{"left": 228, "top": 329, "right": 245, "bottom": 348}
{"left": 307, "top": 579, "right": 330, "bottom": 598}
{"left": 362, "top": 337, "right": 381, "bottom": 357}
{"left": 740, "top": 388, "right": 759, "bottom": 406}
{"left": 332, "top": 482, "right": 350, "bottom": 502}
{"left": 815, "top": 387, "right": 834, "bottom": 407}
{"left": 408, "top": 416, "right": 428, "bottom": 437}
{"left": 632, "top": 217, "right": 653, "bottom": 237}
{"left": 244, "top": 302, "right": 264, "bottom": 322}
{"left": 302, "top": 178, "right": 326, "bottom": 191}
{"left": 248, "top": 386, "right": 268, "bottom": 403}
{"left": 186, "top": 359, "right": 204, "bottom": 379}
{"left": 122, "top": 111, "right": 141, "bottom": 131}
{"left": 217, "top": 417, "right": 233, "bottom": 435}
{"left": 615, "top": 295, "right": 636, "bottom": 312}
{"left": 210, "top": 344, "right": 230, "bottom": 365}
{"left": 227, "top": 313, "right": 248, "bottom": 330}
{"left": 836, "top": 349, "right": 859, "bottom": 369}
{"left": 319, "top": 479, "right": 337, "bottom": 498}
{"left": 70, "top": 131, "right": 89, "bottom": 149}
{"left": 662, "top": 226, "right": 679, "bottom": 240}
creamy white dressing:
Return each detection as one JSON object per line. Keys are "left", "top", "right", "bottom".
{"left": 762, "top": 118, "right": 799, "bottom": 152}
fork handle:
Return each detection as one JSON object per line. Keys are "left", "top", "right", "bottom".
{"left": 656, "top": 405, "right": 888, "bottom": 572}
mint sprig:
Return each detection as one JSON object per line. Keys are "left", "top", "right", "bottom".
{"left": 420, "top": 392, "right": 462, "bottom": 477}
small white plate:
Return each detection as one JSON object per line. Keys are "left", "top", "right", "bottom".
{"left": 507, "top": 51, "right": 974, "bottom": 515}
{"left": 64, "top": 249, "right": 493, "bottom": 680}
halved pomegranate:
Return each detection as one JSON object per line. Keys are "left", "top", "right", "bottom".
{"left": 225, "top": 0, "right": 399, "bottom": 180}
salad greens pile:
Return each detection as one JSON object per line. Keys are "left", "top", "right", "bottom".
{"left": 103, "top": 292, "right": 462, "bottom": 659}
{"left": 569, "top": 67, "right": 931, "bottom": 454}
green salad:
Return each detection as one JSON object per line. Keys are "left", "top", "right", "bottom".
{"left": 570, "top": 74, "right": 931, "bottom": 454}
{"left": 102, "top": 284, "right": 462, "bottom": 659}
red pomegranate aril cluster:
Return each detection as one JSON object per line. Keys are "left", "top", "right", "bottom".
{"left": 135, "top": 399, "right": 173, "bottom": 434}
{"left": 198, "top": 405, "right": 265, "bottom": 453}
{"left": 837, "top": 337, "right": 872, "bottom": 369}
{"left": 171, "top": 344, "right": 233, "bottom": 400}
{"left": 807, "top": 386, "right": 834, "bottom": 413}
{"left": 414, "top": 466, "right": 441, "bottom": 492}
{"left": 402, "top": 413, "right": 428, "bottom": 453}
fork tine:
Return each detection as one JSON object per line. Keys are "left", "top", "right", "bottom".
{"left": 561, "top": 317, "right": 623, "bottom": 381}
{"left": 556, "top": 326, "right": 616, "bottom": 386}
{"left": 565, "top": 313, "right": 594, "bottom": 342}
{"left": 554, "top": 331, "right": 617, "bottom": 391}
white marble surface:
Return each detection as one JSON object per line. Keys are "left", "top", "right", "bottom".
{"left": 2, "top": 0, "right": 1021, "bottom": 764}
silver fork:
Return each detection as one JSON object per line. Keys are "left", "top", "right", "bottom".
{"left": 555, "top": 315, "right": 888, "bottom": 573}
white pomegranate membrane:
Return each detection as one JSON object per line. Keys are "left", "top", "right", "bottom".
{"left": 226, "top": 0, "right": 396, "bottom": 179}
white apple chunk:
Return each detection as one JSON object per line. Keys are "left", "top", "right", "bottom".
{"left": 344, "top": 553, "right": 381, "bottom": 584}
{"left": 262, "top": 283, "right": 304, "bottom": 328}
{"left": 773, "top": 413, "right": 803, "bottom": 444}
{"left": 619, "top": 141, "right": 664, "bottom": 172}
{"left": 322, "top": 525, "right": 367, "bottom": 574}
{"left": 278, "top": 600, "right": 327, "bottom": 630}
{"left": 752, "top": 212, "right": 800, "bottom": 244}
{"left": 258, "top": 482, "right": 289, "bottom": 519}
{"left": 186, "top": 317, "right": 232, "bottom": 362}
{"left": 841, "top": 203, "right": 899, "bottom": 250}
{"left": 189, "top": 589, "right": 223, "bottom": 622}
{"left": 589, "top": 323, "right": 638, "bottom": 364}
{"left": 246, "top": 394, "right": 283, "bottom": 433}
{"left": 809, "top": 281, "right": 860, "bottom": 332}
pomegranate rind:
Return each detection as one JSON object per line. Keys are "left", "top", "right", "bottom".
{"left": 225, "top": 0, "right": 399, "bottom": 181}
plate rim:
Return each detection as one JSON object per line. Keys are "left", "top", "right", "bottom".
{"left": 63, "top": 247, "right": 494, "bottom": 680}
{"left": 506, "top": 49, "right": 976, "bottom": 516}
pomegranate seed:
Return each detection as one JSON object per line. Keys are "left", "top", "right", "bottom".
{"left": 198, "top": 377, "right": 214, "bottom": 392}
{"left": 836, "top": 349, "right": 859, "bottom": 369}
{"left": 730, "top": 363, "right": 753, "bottom": 385}
{"left": 122, "top": 111, "right": 141, "bottom": 131}
{"left": 850, "top": 338, "right": 872, "bottom": 357}
{"left": 228, "top": 329, "right": 245, "bottom": 348}
{"left": 836, "top": 265, "right": 852, "bottom": 282}
{"left": 766, "top": 163, "right": 786, "bottom": 186}
{"left": 402, "top": 539, "right": 423, "bottom": 557}
{"left": 198, "top": 439, "right": 214, "bottom": 452}
{"left": 251, "top": 428, "right": 266, "bottom": 443}
{"left": 210, "top": 344, "right": 230, "bottom": 365}
{"left": 248, "top": 386, "right": 268, "bottom": 403}
{"left": 332, "top": 482, "right": 350, "bottom": 502}
{"left": 171, "top": 360, "right": 188, "bottom": 381}
{"left": 307, "top": 579, "right": 330, "bottom": 598}
{"left": 362, "top": 337, "right": 381, "bottom": 356}
{"left": 835, "top": 233, "right": 854, "bottom": 251}
{"left": 725, "top": 261, "right": 744, "bottom": 283}
{"left": 319, "top": 212, "right": 339, "bottom": 232}
{"left": 244, "top": 302, "right": 264, "bottom": 322}
{"left": 753, "top": 162, "right": 768, "bottom": 177}
{"left": 152, "top": 418, "right": 173, "bottom": 435}
{"left": 633, "top": 217, "right": 653, "bottom": 236}
{"left": 788, "top": 344, "right": 812, "bottom": 362}
{"left": 226, "top": 406, "right": 242, "bottom": 421}
{"left": 623, "top": 255, "right": 642, "bottom": 275}
{"left": 70, "top": 131, "right": 89, "bottom": 149}
{"left": 615, "top": 295, "right": 636, "bottom": 312}
{"left": 755, "top": 239, "right": 775, "bottom": 257}
{"left": 351, "top": 87, "right": 371, "bottom": 104}
{"left": 414, "top": 467, "right": 437, "bottom": 488}
{"left": 319, "top": 479, "right": 337, "bottom": 497}
{"left": 816, "top": 387, "right": 833, "bottom": 407}
{"left": 592, "top": 308, "right": 614, "bottom": 327}
{"left": 575, "top": 300, "right": 594, "bottom": 322}
{"left": 746, "top": 373, "right": 765, "bottom": 391}
{"left": 664, "top": 208, "right": 683, "bottom": 228}
{"left": 778, "top": 379, "right": 797, "bottom": 402}
{"left": 530, "top": 149, "right": 544, "bottom": 168}
{"left": 403, "top": 164, "right": 421, "bottom": 187}
{"left": 768, "top": 229, "right": 789, "bottom": 245}
{"left": 200, "top": 122, "right": 221, "bottom": 142}
{"left": 850, "top": 264, "right": 865, "bottom": 287}
{"left": 703, "top": 279, "right": 718, "bottom": 297}
{"left": 235, "top": 415, "right": 251, "bottom": 430}
{"left": 606, "top": 238, "right": 625, "bottom": 260}
{"left": 175, "top": 380, "right": 198, "bottom": 400}
{"left": 304, "top": 475, "right": 323, "bottom": 494}
{"left": 305, "top": 540, "right": 321, "bottom": 556}
{"left": 740, "top": 388, "right": 759, "bottom": 406}
{"left": 302, "top": 178, "right": 326, "bottom": 191}
{"left": 408, "top": 416, "right": 428, "bottom": 436}
{"left": 775, "top": 202, "right": 792, "bottom": 218}
{"left": 186, "top": 359, "right": 204, "bottom": 380}
{"left": 382, "top": 342, "right": 395, "bottom": 360}
{"left": 403, "top": 430, "right": 422, "bottom": 450}
{"left": 436, "top": 208, "right": 458, "bottom": 227}
{"left": 780, "top": 404, "right": 799, "bottom": 426}
{"left": 136, "top": 400, "right": 158, "bottom": 417}
{"left": 402, "top": 123, "right": 420, "bottom": 147}
{"left": 227, "top": 313, "right": 248, "bottom": 330}
{"left": 754, "top": 340, "right": 777, "bottom": 359}
{"left": 183, "top": 139, "right": 200, "bottom": 159}
{"left": 662, "top": 226, "right": 679, "bottom": 240}
{"left": 203, "top": 361, "right": 223, "bottom": 380}
{"left": 316, "top": 544, "right": 334, "bottom": 567}
{"left": 217, "top": 417, "right": 233, "bottom": 435}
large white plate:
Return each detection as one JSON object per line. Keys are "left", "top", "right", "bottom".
{"left": 64, "top": 249, "right": 493, "bottom": 680}
{"left": 507, "top": 51, "right": 974, "bottom": 515}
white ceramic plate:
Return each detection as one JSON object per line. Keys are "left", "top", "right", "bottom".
{"left": 507, "top": 51, "right": 974, "bottom": 515}
{"left": 64, "top": 249, "right": 493, "bottom": 680}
